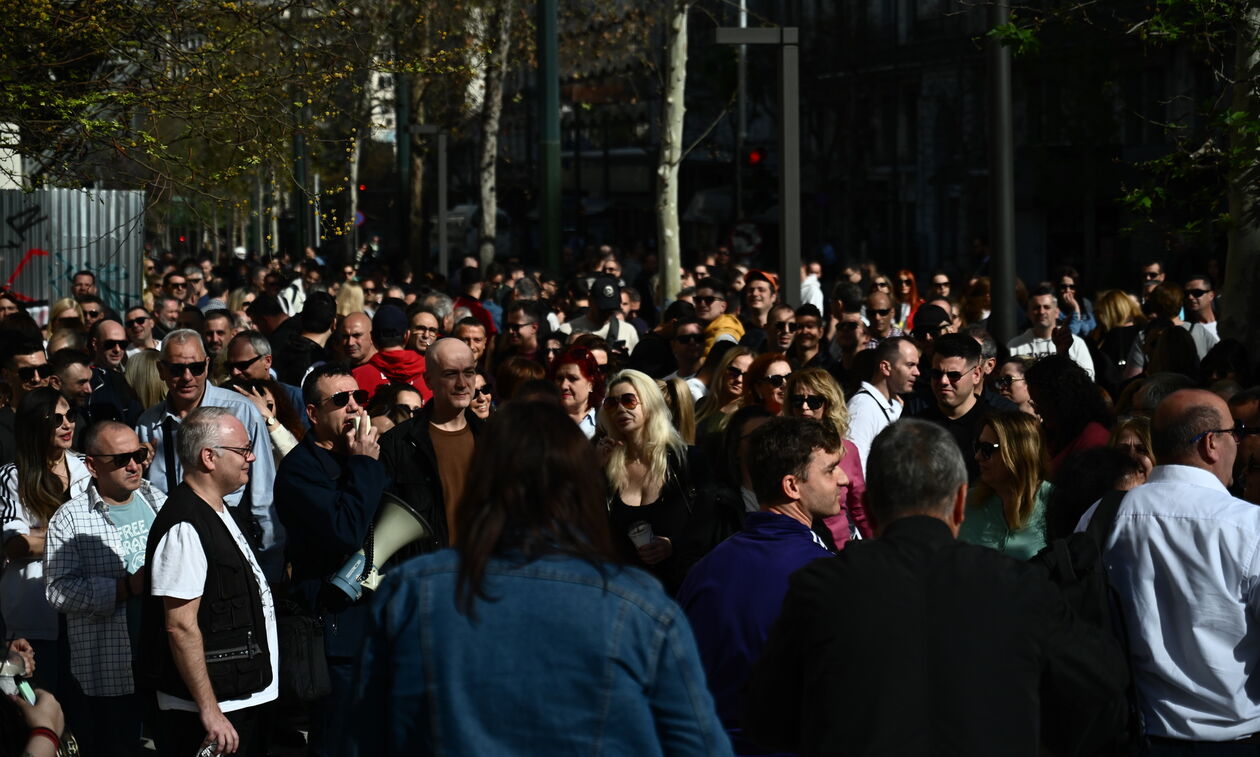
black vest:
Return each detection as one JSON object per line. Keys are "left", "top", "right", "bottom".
{"left": 136, "top": 483, "right": 272, "bottom": 701}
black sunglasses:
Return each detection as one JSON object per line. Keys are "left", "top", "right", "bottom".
{"left": 1185, "top": 288, "right": 1212, "bottom": 298}
{"left": 994, "top": 375, "right": 1025, "bottom": 390}
{"left": 1058, "top": 283, "right": 1077, "bottom": 291}
{"left": 789, "top": 394, "right": 826, "bottom": 410}
{"left": 101, "top": 339, "right": 128, "bottom": 351}
{"left": 544, "top": 347, "right": 563, "bottom": 356}
{"left": 473, "top": 386, "right": 493, "bottom": 399}
{"left": 227, "top": 354, "right": 265, "bottom": 373}
{"left": 506, "top": 322, "right": 537, "bottom": 332}
{"left": 974, "top": 440, "right": 1000, "bottom": 461}
{"left": 773, "top": 322, "right": 798, "bottom": 333}
{"left": 838, "top": 321, "right": 860, "bottom": 332}
{"left": 162, "top": 360, "right": 208, "bottom": 377}
{"left": 674, "top": 333, "right": 704, "bottom": 344}
{"left": 16, "top": 364, "right": 51, "bottom": 382}
{"left": 603, "top": 393, "right": 640, "bottom": 410}
{"left": 92, "top": 448, "right": 149, "bottom": 467}
{"left": 931, "top": 367, "right": 973, "bottom": 384}
{"left": 319, "top": 389, "right": 369, "bottom": 408}
{"left": 694, "top": 295, "right": 724, "bottom": 306}
{"left": 898, "top": 279, "right": 913, "bottom": 286}
{"left": 125, "top": 316, "right": 149, "bottom": 328}
{"left": 726, "top": 366, "right": 746, "bottom": 379}
{"left": 82, "top": 309, "right": 102, "bottom": 319}
{"left": 393, "top": 404, "right": 423, "bottom": 418}
{"left": 168, "top": 281, "right": 187, "bottom": 289}
{"left": 868, "top": 308, "right": 893, "bottom": 317}
{"left": 46, "top": 408, "right": 77, "bottom": 426}
{"left": 759, "top": 373, "right": 791, "bottom": 388}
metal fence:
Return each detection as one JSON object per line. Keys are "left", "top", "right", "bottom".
{"left": 0, "top": 189, "right": 145, "bottom": 319}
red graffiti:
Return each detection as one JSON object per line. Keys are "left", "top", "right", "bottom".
{"left": 4, "top": 248, "right": 50, "bottom": 302}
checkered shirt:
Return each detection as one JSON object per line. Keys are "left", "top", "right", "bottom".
{"left": 44, "top": 480, "right": 165, "bottom": 696}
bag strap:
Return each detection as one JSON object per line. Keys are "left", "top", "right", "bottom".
{"left": 1085, "top": 489, "right": 1128, "bottom": 548}
{"left": 162, "top": 415, "right": 179, "bottom": 493}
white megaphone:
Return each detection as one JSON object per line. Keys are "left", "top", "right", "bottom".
{"left": 329, "top": 492, "right": 433, "bottom": 601}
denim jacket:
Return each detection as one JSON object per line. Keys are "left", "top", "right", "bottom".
{"left": 345, "top": 550, "right": 733, "bottom": 757}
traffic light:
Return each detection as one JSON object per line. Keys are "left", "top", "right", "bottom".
{"left": 358, "top": 184, "right": 367, "bottom": 192}
{"left": 745, "top": 147, "right": 765, "bottom": 166}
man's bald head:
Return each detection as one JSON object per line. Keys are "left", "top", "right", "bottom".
{"left": 339, "top": 311, "right": 375, "bottom": 364}
{"left": 426, "top": 337, "right": 474, "bottom": 378}
{"left": 426, "top": 338, "right": 476, "bottom": 412}
{"left": 1153, "top": 389, "right": 1237, "bottom": 484}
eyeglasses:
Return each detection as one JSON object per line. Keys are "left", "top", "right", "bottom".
{"left": 506, "top": 322, "right": 536, "bottom": 332}
{"left": 473, "top": 386, "right": 492, "bottom": 399}
{"left": 759, "top": 373, "right": 791, "bottom": 388}
{"left": 773, "top": 322, "right": 798, "bottom": 333}
{"left": 215, "top": 443, "right": 255, "bottom": 459}
{"left": 91, "top": 448, "right": 149, "bottom": 467}
{"left": 319, "top": 389, "right": 370, "bottom": 408}
{"left": 974, "top": 440, "right": 1000, "bottom": 461}
{"left": 789, "top": 394, "right": 826, "bottom": 410}
{"left": 868, "top": 308, "right": 892, "bottom": 317}
{"left": 1190, "top": 426, "right": 1259, "bottom": 444}
{"left": 412, "top": 325, "right": 440, "bottom": 336}
{"left": 694, "top": 295, "right": 724, "bottom": 306}
{"left": 994, "top": 375, "right": 1025, "bottom": 390}
{"left": 125, "top": 316, "right": 149, "bottom": 328}
{"left": 393, "top": 404, "right": 423, "bottom": 418}
{"left": 226, "top": 354, "right": 264, "bottom": 373}
{"left": 161, "top": 360, "right": 208, "bottom": 377}
{"left": 16, "top": 364, "right": 51, "bottom": 382}
{"left": 1185, "top": 288, "right": 1212, "bottom": 298}
{"left": 931, "top": 366, "right": 975, "bottom": 384}
{"left": 603, "top": 393, "right": 640, "bottom": 410}
{"left": 45, "top": 409, "right": 77, "bottom": 427}
{"left": 101, "top": 339, "right": 128, "bottom": 352}
{"left": 674, "top": 333, "right": 704, "bottom": 344}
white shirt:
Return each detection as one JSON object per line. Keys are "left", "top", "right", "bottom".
{"left": 557, "top": 314, "right": 640, "bottom": 352}
{"left": 663, "top": 371, "right": 707, "bottom": 403}
{"left": 845, "top": 381, "right": 902, "bottom": 476}
{"left": 1006, "top": 330, "right": 1095, "bottom": 378}
{"left": 800, "top": 274, "right": 824, "bottom": 311}
{"left": 1078, "top": 465, "right": 1260, "bottom": 740}
{"left": 150, "top": 507, "right": 279, "bottom": 713}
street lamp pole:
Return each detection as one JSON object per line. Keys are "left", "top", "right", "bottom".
{"left": 987, "top": 1, "right": 1017, "bottom": 344}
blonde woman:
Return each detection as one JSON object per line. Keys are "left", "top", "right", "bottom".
{"left": 695, "top": 346, "right": 753, "bottom": 440}
{"left": 124, "top": 349, "right": 168, "bottom": 409}
{"left": 960, "top": 411, "right": 1051, "bottom": 560}
{"left": 1092, "top": 289, "right": 1145, "bottom": 373}
{"left": 336, "top": 281, "right": 366, "bottom": 317}
{"left": 46, "top": 298, "right": 84, "bottom": 339}
{"left": 598, "top": 369, "right": 695, "bottom": 593}
{"left": 1110, "top": 415, "right": 1155, "bottom": 484}
{"left": 782, "top": 368, "right": 870, "bottom": 548}
{"left": 656, "top": 377, "right": 697, "bottom": 445}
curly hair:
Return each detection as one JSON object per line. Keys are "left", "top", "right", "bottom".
{"left": 784, "top": 367, "right": 851, "bottom": 438}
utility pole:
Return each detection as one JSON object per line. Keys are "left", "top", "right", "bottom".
{"left": 537, "top": 0, "right": 560, "bottom": 271}
{"left": 395, "top": 75, "right": 413, "bottom": 268}
{"left": 987, "top": 1, "right": 1017, "bottom": 344}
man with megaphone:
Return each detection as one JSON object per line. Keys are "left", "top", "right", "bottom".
{"left": 274, "top": 362, "right": 387, "bottom": 757}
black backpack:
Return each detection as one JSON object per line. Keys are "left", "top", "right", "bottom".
{"left": 1030, "top": 490, "right": 1145, "bottom": 756}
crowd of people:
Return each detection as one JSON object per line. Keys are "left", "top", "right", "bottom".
{"left": 0, "top": 243, "right": 1254, "bottom": 756}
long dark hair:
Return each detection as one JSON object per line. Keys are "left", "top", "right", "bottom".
{"left": 454, "top": 401, "right": 616, "bottom": 617}
{"left": 15, "top": 387, "right": 72, "bottom": 525}
{"left": 1025, "top": 355, "right": 1112, "bottom": 453}
{"left": 221, "top": 376, "right": 305, "bottom": 440}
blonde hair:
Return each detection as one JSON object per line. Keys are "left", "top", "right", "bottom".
{"left": 125, "top": 349, "right": 168, "bottom": 409}
{"left": 336, "top": 282, "right": 365, "bottom": 316}
{"left": 600, "top": 369, "right": 684, "bottom": 494}
{"left": 226, "top": 286, "right": 254, "bottom": 314}
{"left": 695, "top": 345, "right": 752, "bottom": 426}
{"left": 970, "top": 411, "right": 1049, "bottom": 530}
{"left": 784, "top": 367, "right": 850, "bottom": 438}
{"left": 47, "top": 297, "right": 83, "bottom": 338}
{"left": 1093, "top": 289, "right": 1145, "bottom": 335}
{"left": 1110, "top": 415, "right": 1155, "bottom": 466}
{"left": 656, "top": 377, "right": 697, "bottom": 445}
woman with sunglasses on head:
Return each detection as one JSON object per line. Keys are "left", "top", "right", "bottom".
{"left": 993, "top": 356, "right": 1037, "bottom": 417}
{"left": 551, "top": 346, "right": 605, "bottom": 439}
{"left": 742, "top": 352, "right": 792, "bottom": 416}
{"left": 781, "top": 368, "right": 871, "bottom": 549}
{"left": 959, "top": 411, "right": 1052, "bottom": 560}
{"left": 0, "top": 387, "right": 92, "bottom": 696}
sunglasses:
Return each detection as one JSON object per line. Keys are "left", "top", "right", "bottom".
{"left": 932, "top": 280, "right": 950, "bottom": 288}
{"left": 82, "top": 309, "right": 102, "bottom": 319}
{"left": 92, "top": 448, "right": 149, "bottom": 467}
{"left": 994, "top": 375, "right": 1025, "bottom": 390}
{"left": 773, "top": 322, "right": 798, "bottom": 333}
{"left": 16, "top": 364, "right": 51, "bottom": 382}
{"left": 898, "top": 279, "right": 913, "bottom": 286}
{"left": 168, "top": 281, "right": 187, "bottom": 289}
{"left": 101, "top": 339, "right": 129, "bottom": 352}
{"left": 1058, "top": 283, "right": 1077, "bottom": 291}
{"left": 931, "top": 367, "right": 974, "bottom": 384}
{"left": 759, "top": 373, "right": 791, "bottom": 388}
{"left": 1185, "top": 288, "right": 1212, "bottom": 298}
{"left": 674, "top": 333, "right": 704, "bottom": 344}
{"left": 868, "top": 308, "right": 892, "bottom": 317}
{"left": 46, "top": 409, "right": 77, "bottom": 427}
{"left": 394, "top": 404, "right": 423, "bottom": 418}
{"left": 694, "top": 295, "right": 724, "bottom": 306}
{"left": 227, "top": 354, "right": 264, "bottom": 373}
{"left": 789, "top": 394, "right": 826, "bottom": 410}
{"left": 473, "top": 386, "right": 492, "bottom": 399}
{"left": 125, "top": 316, "right": 149, "bottom": 328}
{"left": 726, "top": 366, "right": 746, "bottom": 379}
{"left": 319, "top": 389, "right": 370, "bottom": 408}
{"left": 506, "top": 322, "right": 536, "bottom": 332}
{"left": 1143, "top": 271, "right": 1162, "bottom": 279}
{"left": 838, "top": 321, "right": 860, "bottom": 332}
{"left": 874, "top": 281, "right": 891, "bottom": 289}
{"left": 974, "top": 440, "right": 1000, "bottom": 461}
{"left": 603, "top": 393, "right": 640, "bottom": 410}
{"left": 544, "top": 347, "right": 563, "bottom": 356}
{"left": 161, "top": 360, "right": 208, "bottom": 377}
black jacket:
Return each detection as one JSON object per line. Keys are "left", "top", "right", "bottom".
{"left": 378, "top": 405, "right": 483, "bottom": 552}
{"left": 744, "top": 516, "right": 1128, "bottom": 757}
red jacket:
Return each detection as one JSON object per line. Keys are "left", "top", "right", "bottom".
{"left": 352, "top": 349, "right": 432, "bottom": 402}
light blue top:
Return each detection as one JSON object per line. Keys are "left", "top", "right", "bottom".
{"left": 958, "top": 481, "right": 1050, "bottom": 561}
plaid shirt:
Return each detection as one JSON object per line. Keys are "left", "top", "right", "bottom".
{"left": 44, "top": 480, "right": 165, "bottom": 696}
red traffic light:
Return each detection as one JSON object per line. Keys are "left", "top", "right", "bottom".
{"left": 178, "top": 235, "right": 186, "bottom": 243}
{"left": 746, "top": 148, "right": 765, "bottom": 166}
{"left": 358, "top": 184, "right": 367, "bottom": 191}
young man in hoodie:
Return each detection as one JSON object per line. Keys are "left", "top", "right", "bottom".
{"left": 694, "top": 277, "right": 745, "bottom": 356}
{"left": 351, "top": 304, "right": 432, "bottom": 402}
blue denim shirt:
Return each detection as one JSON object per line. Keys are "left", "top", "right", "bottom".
{"left": 345, "top": 550, "right": 733, "bottom": 757}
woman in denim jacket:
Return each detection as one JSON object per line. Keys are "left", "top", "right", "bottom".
{"left": 346, "top": 401, "right": 731, "bottom": 756}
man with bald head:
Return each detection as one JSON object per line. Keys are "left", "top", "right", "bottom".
{"left": 1080, "top": 389, "right": 1260, "bottom": 746}
{"left": 337, "top": 312, "right": 377, "bottom": 368}
{"left": 379, "top": 338, "right": 483, "bottom": 549}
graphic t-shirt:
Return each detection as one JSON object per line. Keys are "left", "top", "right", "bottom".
{"left": 109, "top": 494, "right": 156, "bottom": 573}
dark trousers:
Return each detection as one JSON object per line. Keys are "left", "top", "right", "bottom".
{"left": 64, "top": 683, "right": 141, "bottom": 757}
{"left": 308, "top": 656, "right": 354, "bottom": 757}
{"left": 1146, "top": 738, "right": 1260, "bottom": 756}
{"left": 151, "top": 702, "right": 272, "bottom": 757}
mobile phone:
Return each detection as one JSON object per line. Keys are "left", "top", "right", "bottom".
{"left": 196, "top": 741, "right": 220, "bottom": 757}
{"left": 16, "top": 679, "right": 34, "bottom": 705}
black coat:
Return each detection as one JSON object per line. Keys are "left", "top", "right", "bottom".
{"left": 744, "top": 516, "right": 1129, "bottom": 757}
{"left": 378, "top": 405, "right": 483, "bottom": 552}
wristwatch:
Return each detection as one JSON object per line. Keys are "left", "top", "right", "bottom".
{"left": 265, "top": 416, "right": 278, "bottom": 428}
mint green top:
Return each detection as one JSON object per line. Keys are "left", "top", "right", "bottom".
{"left": 958, "top": 481, "right": 1051, "bottom": 561}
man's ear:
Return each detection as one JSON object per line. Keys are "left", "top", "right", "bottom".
{"left": 47, "top": 374, "right": 63, "bottom": 391}
{"left": 950, "top": 482, "right": 968, "bottom": 533}
{"left": 781, "top": 474, "right": 801, "bottom": 503}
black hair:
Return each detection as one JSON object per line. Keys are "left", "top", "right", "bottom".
{"left": 301, "top": 361, "right": 355, "bottom": 406}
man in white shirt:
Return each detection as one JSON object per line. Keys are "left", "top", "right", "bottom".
{"left": 1183, "top": 274, "right": 1218, "bottom": 340}
{"left": 663, "top": 318, "right": 707, "bottom": 402}
{"left": 1080, "top": 389, "right": 1260, "bottom": 744}
{"left": 1006, "top": 287, "right": 1095, "bottom": 378}
{"left": 846, "top": 336, "right": 919, "bottom": 475}
{"left": 139, "top": 407, "right": 278, "bottom": 757}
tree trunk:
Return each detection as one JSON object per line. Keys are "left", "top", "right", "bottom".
{"left": 1222, "top": 4, "right": 1260, "bottom": 353}
{"left": 655, "top": 0, "right": 690, "bottom": 308}
{"left": 478, "top": 0, "right": 514, "bottom": 267}
{"left": 408, "top": 71, "right": 427, "bottom": 272}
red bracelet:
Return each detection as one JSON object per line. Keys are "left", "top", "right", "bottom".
{"left": 29, "top": 726, "right": 59, "bottom": 751}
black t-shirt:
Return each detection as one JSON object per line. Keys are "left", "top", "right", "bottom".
{"left": 914, "top": 398, "right": 990, "bottom": 482}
